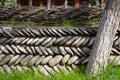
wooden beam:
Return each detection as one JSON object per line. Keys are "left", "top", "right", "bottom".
{"left": 64, "top": 0, "right": 68, "bottom": 8}
{"left": 75, "top": 0, "right": 80, "bottom": 8}
{"left": 40, "top": 0, "right": 44, "bottom": 9}
{"left": 47, "top": 0, "right": 51, "bottom": 10}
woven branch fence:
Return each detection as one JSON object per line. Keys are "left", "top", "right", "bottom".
{"left": 0, "top": 6, "right": 103, "bottom": 25}
{"left": 0, "top": 27, "right": 120, "bottom": 75}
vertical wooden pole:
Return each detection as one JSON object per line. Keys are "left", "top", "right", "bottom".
{"left": 75, "top": 0, "right": 80, "bottom": 8}
{"left": 17, "top": 0, "right": 21, "bottom": 8}
{"left": 40, "top": 0, "right": 44, "bottom": 9}
{"left": 47, "top": 0, "right": 51, "bottom": 10}
{"left": 51, "top": 0, "right": 55, "bottom": 8}
{"left": 14, "top": 0, "right": 17, "bottom": 7}
{"left": 64, "top": 0, "right": 68, "bottom": 8}
{"left": 29, "top": 0, "right": 32, "bottom": 9}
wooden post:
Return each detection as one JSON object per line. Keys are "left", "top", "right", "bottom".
{"left": 64, "top": 0, "right": 68, "bottom": 8}
{"left": 17, "top": 0, "right": 21, "bottom": 8}
{"left": 47, "top": 0, "right": 51, "bottom": 10}
{"left": 29, "top": 0, "right": 32, "bottom": 9}
{"left": 75, "top": 0, "right": 80, "bottom": 8}
{"left": 40, "top": 0, "right": 44, "bottom": 9}
{"left": 14, "top": 0, "right": 17, "bottom": 7}
{"left": 51, "top": 0, "right": 55, "bottom": 8}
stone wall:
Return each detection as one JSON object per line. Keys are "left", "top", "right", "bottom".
{"left": 0, "top": 27, "right": 119, "bottom": 75}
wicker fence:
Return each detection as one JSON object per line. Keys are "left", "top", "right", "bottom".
{"left": 0, "top": 7, "right": 103, "bottom": 25}
{"left": 0, "top": 27, "right": 119, "bottom": 75}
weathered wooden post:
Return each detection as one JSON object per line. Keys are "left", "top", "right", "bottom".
{"left": 47, "top": 0, "right": 51, "bottom": 10}
{"left": 14, "top": 0, "right": 17, "bottom": 7}
{"left": 75, "top": 0, "right": 80, "bottom": 8}
{"left": 40, "top": 0, "right": 44, "bottom": 9}
{"left": 51, "top": 0, "right": 55, "bottom": 8}
{"left": 64, "top": 0, "right": 68, "bottom": 8}
{"left": 29, "top": 0, "right": 32, "bottom": 9}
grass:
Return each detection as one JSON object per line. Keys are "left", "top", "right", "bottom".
{"left": 0, "top": 62, "right": 120, "bottom": 80}
{"left": 0, "top": 18, "right": 99, "bottom": 27}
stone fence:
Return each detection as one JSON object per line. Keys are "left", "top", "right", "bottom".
{"left": 0, "top": 27, "right": 119, "bottom": 75}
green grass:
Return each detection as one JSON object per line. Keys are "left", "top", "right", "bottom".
{"left": 0, "top": 62, "right": 120, "bottom": 80}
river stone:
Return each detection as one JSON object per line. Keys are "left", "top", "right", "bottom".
{"left": 77, "top": 48, "right": 87, "bottom": 56}
{"left": 71, "top": 47, "right": 81, "bottom": 56}
{"left": 0, "top": 54, "right": 14, "bottom": 65}
{"left": 40, "top": 46, "right": 48, "bottom": 55}
{"left": 21, "top": 38, "right": 29, "bottom": 44}
{"left": 0, "top": 50, "right": 2, "bottom": 54}
{"left": 82, "top": 47, "right": 91, "bottom": 55}
{"left": 54, "top": 37, "right": 65, "bottom": 44}
{"left": 46, "top": 48, "right": 54, "bottom": 55}
{"left": 5, "top": 45, "right": 15, "bottom": 54}
{"left": 51, "top": 28, "right": 62, "bottom": 36}
{"left": 3, "top": 65, "right": 11, "bottom": 74}
{"left": 51, "top": 47, "right": 60, "bottom": 54}
{"left": 66, "top": 37, "right": 78, "bottom": 46}
{"left": 0, "top": 45, "right": 9, "bottom": 54}
{"left": 16, "top": 66, "right": 23, "bottom": 71}
{"left": 59, "top": 47, "right": 67, "bottom": 55}
{"left": 35, "top": 56, "right": 45, "bottom": 66}
{"left": 0, "top": 54, "right": 5, "bottom": 61}
{"left": 37, "top": 65, "right": 49, "bottom": 76}
{"left": 64, "top": 47, "right": 74, "bottom": 55}
{"left": 28, "top": 55, "right": 40, "bottom": 66}
{"left": 15, "top": 55, "right": 26, "bottom": 65}
{"left": 41, "top": 56, "right": 53, "bottom": 65}
{"left": 44, "top": 65, "right": 54, "bottom": 74}
{"left": 26, "top": 46, "right": 33, "bottom": 54}
{"left": 71, "top": 64, "right": 77, "bottom": 70}
{"left": 76, "top": 37, "right": 86, "bottom": 47}
{"left": 57, "top": 64, "right": 69, "bottom": 73}
{"left": 26, "top": 38, "right": 34, "bottom": 45}
{"left": 53, "top": 65, "right": 60, "bottom": 73}
{"left": 35, "top": 47, "right": 43, "bottom": 55}
{"left": 71, "top": 37, "right": 82, "bottom": 46}
{"left": 21, "top": 55, "right": 33, "bottom": 66}
{"left": 30, "top": 38, "right": 39, "bottom": 45}
{"left": 35, "top": 37, "right": 46, "bottom": 45}
{"left": 11, "top": 45, "right": 20, "bottom": 54}
{"left": 42, "top": 37, "right": 52, "bottom": 46}
{"left": 9, "top": 55, "right": 20, "bottom": 65}
{"left": 45, "top": 37, "right": 56, "bottom": 47}
{"left": 59, "top": 36, "right": 71, "bottom": 45}
{"left": 49, "top": 55, "right": 63, "bottom": 67}
{"left": 17, "top": 45, "right": 28, "bottom": 54}
{"left": 30, "top": 46, "right": 36, "bottom": 54}
{"left": 61, "top": 54, "right": 70, "bottom": 64}
{"left": 67, "top": 56, "right": 78, "bottom": 65}
{"left": 81, "top": 37, "right": 90, "bottom": 46}
{"left": 15, "top": 37, "right": 26, "bottom": 44}
{"left": 82, "top": 57, "right": 89, "bottom": 64}
{"left": 87, "top": 37, "right": 95, "bottom": 47}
